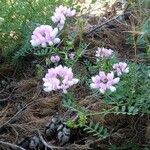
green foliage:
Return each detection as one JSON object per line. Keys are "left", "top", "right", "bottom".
{"left": 105, "top": 63, "right": 150, "bottom": 115}
{"left": 0, "top": 17, "right": 4, "bottom": 27}
{"left": 66, "top": 114, "right": 87, "bottom": 129}
{"left": 91, "top": 0, "right": 97, "bottom": 4}
{"left": 83, "top": 53, "right": 118, "bottom": 78}
{"left": 62, "top": 40, "right": 89, "bottom": 68}
{"left": 84, "top": 50, "right": 150, "bottom": 116}
{"left": 35, "top": 64, "right": 45, "bottom": 79}
{"left": 63, "top": 93, "right": 89, "bottom": 129}
{"left": 33, "top": 46, "right": 61, "bottom": 58}
{"left": 12, "top": 35, "right": 32, "bottom": 63}
{"left": 83, "top": 121, "right": 109, "bottom": 139}
{"left": 34, "top": 48, "right": 51, "bottom": 57}
{"left": 114, "top": 105, "right": 139, "bottom": 115}
{"left": 66, "top": 119, "right": 78, "bottom": 128}
{"left": 63, "top": 92, "right": 88, "bottom": 114}
{"left": 97, "top": 55, "right": 118, "bottom": 73}
{"left": 136, "top": 19, "right": 150, "bottom": 53}
{"left": 63, "top": 92, "right": 109, "bottom": 139}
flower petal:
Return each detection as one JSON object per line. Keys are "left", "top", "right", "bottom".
{"left": 107, "top": 72, "right": 114, "bottom": 80}
{"left": 109, "top": 86, "right": 116, "bottom": 92}
{"left": 113, "top": 77, "right": 120, "bottom": 84}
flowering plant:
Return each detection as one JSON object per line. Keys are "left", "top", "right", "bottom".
{"left": 50, "top": 55, "right": 61, "bottom": 63}
{"left": 29, "top": 5, "right": 149, "bottom": 142}
{"left": 30, "top": 5, "right": 76, "bottom": 48}
{"left": 51, "top": 5, "right": 76, "bottom": 30}
{"left": 43, "top": 65, "right": 79, "bottom": 93}
{"left": 89, "top": 47, "right": 129, "bottom": 95}
{"left": 113, "top": 62, "right": 129, "bottom": 76}
{"left": 90, "top": 71, "right": 120, "bottom": 94}
{"left": 96, "top": 47, "right": 113, "bottom": 59}
{"left": 30, "top": 25, "right": 60, "bottom": 47}
{"left": 29, "top": 5, "right": 80, "bottom": 71}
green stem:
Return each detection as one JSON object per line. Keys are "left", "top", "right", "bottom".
{"left": 86, "top": 107, "right": 117, "bottom": 117}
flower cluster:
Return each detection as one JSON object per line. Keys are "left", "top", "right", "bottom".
{"left": 43, "top": 65, "right": 79, "bottom": 93}
{"left": 113, "top": 62, "right": 129, "bottom": 76}
{"left": 90, "top": 47, "right": 130, "bottom": 94}
{"left": 30, "top": 5, "right": 76, "bottom": 48}
{"left": 30, "top": 25, "right": 60, "bottom": 47}
{"left": 51, "top": 5, "right": 76, "bottom": 30}
{"left": 96, "top": 47, "right": 113, "bottom": 58}
{"left": 69, "top": 52, "right": 75, "bottom": 60}
{"left": 50, "top": 55, "right": 60, "bottom": 63}
{"left": 90, "top": 71, "right": 120, "bottom": 94}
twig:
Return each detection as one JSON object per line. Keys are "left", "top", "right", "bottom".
{"left": 0, "top": 100, "right": 34, "bottom": 129}
{"left": 84, "top": 11, "right": 131, "bottom": 36}
{"left": 8, "top": 123, "right": 19, "bottom": 143}
{"left": 37, "top": 130, "right": 63, "bottom": 150}
{"left": 0, "top": 87, "right": 16, "bottom": 102}
{"left": 0, "top": 88, "right": 41, "bottom": 129}
{"left": 0, "top": 89, "right": 5, "bottom": 94}
{"left": 0, "top": 141, "right": 26, "bottom": 150}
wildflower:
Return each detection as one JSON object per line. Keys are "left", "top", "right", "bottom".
{"left": 57, "top": 22, "right": 65, "bottom": 30}
{"left": 51, "top": 5, "right": 76, "bottom": 30}
{"left": 96, "top": 47, "right": 113, "bottom": 58}
{"left": 90, "top": 71, "right": 120, "bottom": 94}
{"left": 69, "top": 52, "right": 75, "bottom": 60}
{"left": 30, "top": 25, "right": 60, "bottom": 47}
{"left": 113, "top": 62, "right": 129, "bottom": 76}
{"left": 51, "top": 12, "right": 66, "bottom": 30}
{"left": 43, "top": 65, "right": 79, "bottom": 93}
{"left": 50, "top": 55, "right": 60, "bottom": 63}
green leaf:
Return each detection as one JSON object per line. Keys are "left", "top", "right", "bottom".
{"left": 94, "top": 123, "right": 100, "bottom": 131}
{"left": 91, "top": 0, "right": 97, "bottom": 4}
{"left": 128, "top": 106, "right": 135, "bottom": 113}
{"left": 121, "top": 106, "right": 126, "bottom": 112}
{"left": 98, "top": 126, "right": 104, "bottom": 134}
{"left": 132, "top": 108, "right": 139, "bottom": 115}
{"left": 83, "top": 122, "right": 109, "bottom": 139}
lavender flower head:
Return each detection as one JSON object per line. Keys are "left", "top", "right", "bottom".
{"left": 113, "top": 62, "right": 129, "bottom": 76}
{"left": 69, "top": 52, "right": 75, "bottom": 60}
{"left": 90, "top": 71, "right": 120, "bottom": 94}
{"left": 30, "top": 25, "right": 60, "bottom": 47}
{"left": 43, "top": 65, "right": 79, "bottom": 93}
{"left": 96, "top": 47, "right": 113, "bottom": 58}
{"left": 51, "top": 5, "right": 76, "bottom": 30}
{"left": 50, "top": 55, "right": 60, "bottom": 63}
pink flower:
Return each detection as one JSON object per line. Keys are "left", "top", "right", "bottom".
{"left": 69, "top": 52, "right": 75, "bottom": 60}
{"left": 30, "top": 25, "right": 60, "bottom": 47}
{"left": 43, "top": 65, "right": 79, "bottom": 93}
{"left": 51, "top": 12, "right": 66, "bottom": 30}
{"left": 65, "top": 8, "right": 76, "bottom": 17}
{"left": 96, "top": 47, "right": 113, "bottom": 58}
{"left": 113, "top": 62, "right": 129, "bottom": 76}
{"left": 51, "top": 5, "right": 76, "bottom": 30}
{"left": 90, "top": 71, "right": 120, "bottom": 94}
{"left": 50, "top": 55, "right": 60, "bottom": 63}
{"left": 57, "top": 23, "right": 65, "bottom": 30}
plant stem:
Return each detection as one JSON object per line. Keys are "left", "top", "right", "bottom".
{"left": 86, "top": 107, "right": 117, "bottom": 117}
